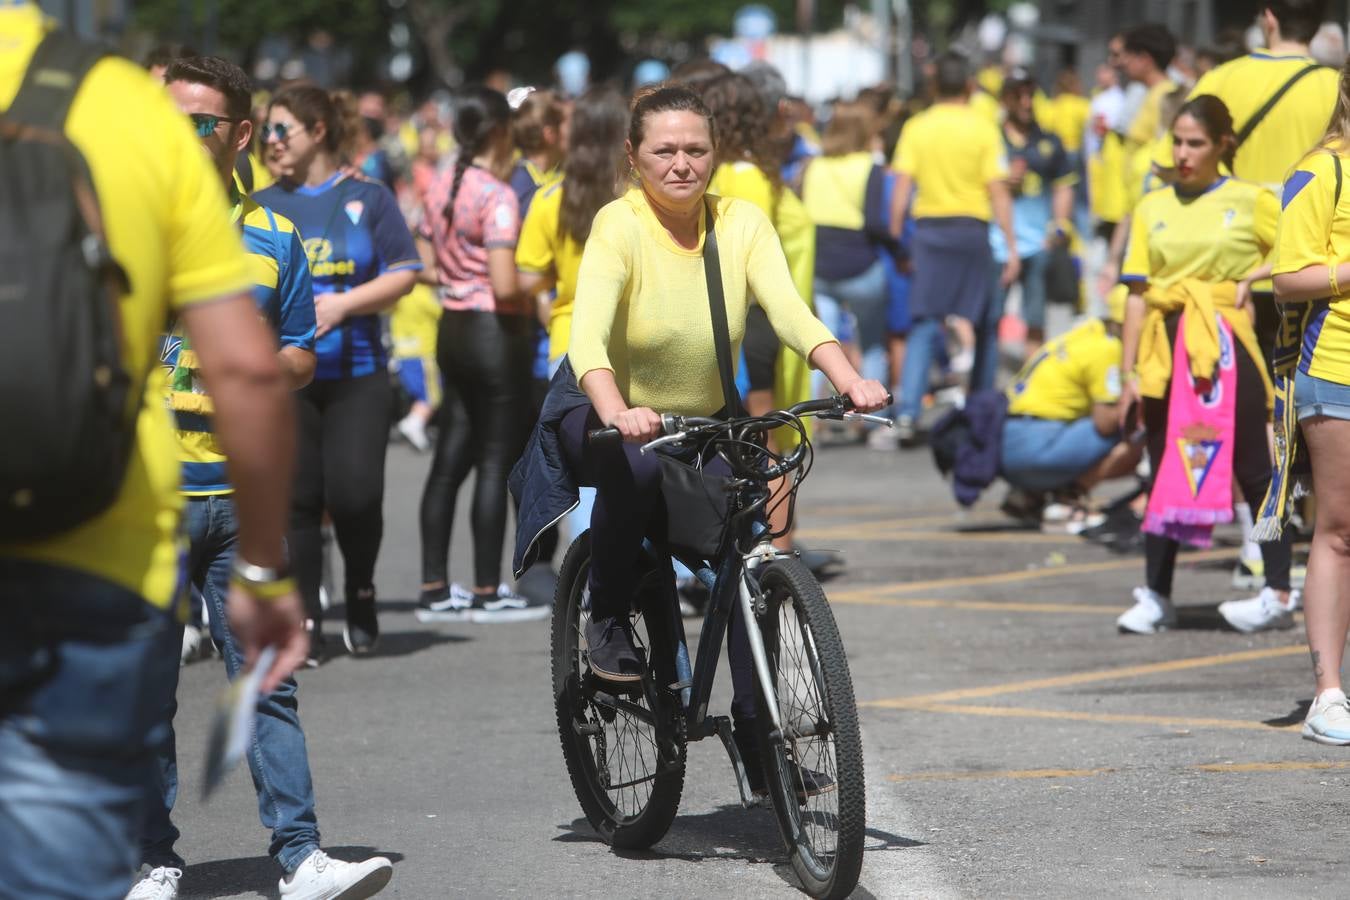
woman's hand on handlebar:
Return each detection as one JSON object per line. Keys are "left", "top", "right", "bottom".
{"left": 842, "top": 379, "right": 890, "bottom": 414}
{"left": 606, "top": 406, "right": 663, "bottom": 443}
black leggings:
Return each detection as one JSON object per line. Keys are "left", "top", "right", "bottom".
{"left": 291, "top": 373, "right": 392, "bottom": 624}
{"left": 420, "top": 310, "right": 534, "bottom": 588}
{"left": 1143, "top": 317, "right": 1292, "bottom": 595}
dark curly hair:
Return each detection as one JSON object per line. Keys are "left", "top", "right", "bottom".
{"left": 700, "top": 72, "right": 782, "bottom": 192}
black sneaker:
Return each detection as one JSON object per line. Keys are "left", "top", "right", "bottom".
{"left": 343, "top": 587, "right": 379, "bottom": 655}
{"left": 470, "top": 584, "right": 551, "bottom": 623}
{"left": 733, "top": 721, "right": 835, "bottom": 802}
{"left": 415, "top": 583, "right": 473, "bottom": 623}
{"left": 584, "top": 616, "right": 643, "bottom": 683}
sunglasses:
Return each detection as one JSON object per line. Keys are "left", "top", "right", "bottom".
{"left": 188, "top": 112, "right": 245, "bottom": 139}
{"left": 260, "top": 122, "right": 306, "bottom": 143}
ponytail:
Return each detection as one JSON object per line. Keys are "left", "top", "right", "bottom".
{"left": 444, "top": 85, "right": 511, "bottom": 229}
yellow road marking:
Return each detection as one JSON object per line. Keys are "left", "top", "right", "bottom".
{"left": 805, "top": 528, "right": 1082, "bottom": 545}
{"left": 829, "top": 548, "right": 1238, "bottom": 602}
{"left": 883, "top": 701, "right": 1301, "bottom": 733}
{"left": 1194, "top": 760, "right": 1350, "bottom": 773}
{"left": 864, "top": 644, "right": 1308, "bottom": 707}
{"left": 832, "top": 595, "right": 1121, "bottom": 615}
{"left": 888, "top": 766, "right": 1115, "bottom": 783}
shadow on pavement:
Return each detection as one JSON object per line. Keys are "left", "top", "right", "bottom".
{"left": 179, "top": 846, "right": 404, "bottom": 899}
{"left": 317, "top": 629, "right": 471, "bottom": 662}
{"left": 1263, "top": 699, "right": 1312, "bottom": 727}
{"left": 557, "top": 811, "right": 925, "bottom": 894}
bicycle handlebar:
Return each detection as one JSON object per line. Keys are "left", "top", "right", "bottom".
{"left": 585, "top": 393, "right": 894, "bottom": 480}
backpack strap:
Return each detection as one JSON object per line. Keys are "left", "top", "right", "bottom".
{"left": 4, "top": 30, "right": 107, "bottom": 131}
{"left": 701, "top": 197, "right": 744, "bottom": 419}
{"left": 1235, "top": 63, "right": 1326, "bottom": 149}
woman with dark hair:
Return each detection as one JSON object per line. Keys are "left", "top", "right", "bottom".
{"left": 516, "top": 83, "right": 886, "bottom": 786}
{"left": 415, "top": 86, "right": 541, "bottom": 623}
{"left": 800, "top": 100, "right": 894, "bottom": 411}
{"left": 1114, "top": 94, "right": 1293, "bottom": 636}
{"left": 256, "top": 85, "right": 421, "bottom": 661}
{"left": 700, "top": 71, "right": 818, "bottom": 550}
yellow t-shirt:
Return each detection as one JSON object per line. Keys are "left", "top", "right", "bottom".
{"left": 569, "top": 189, "right": 836, "bottom": 417}
{"left": 1090, "top": 130, "right": 1128, "bottom": 225}
{"left": 892, "top": 101, "right": 1009, "bottom": 221}
{"left": 1046, "top": 93, "right": 1091, "bottom": 154}
{"left": 515, "top": 180, "right": 586, "bottom": 362}
{"left": 1151, "top": 54, "right": 1339, "bottom": 192}
{"left": 1126, "top": 78, "right": 1179, "bottom": 153}
{"left": 1273, "top": 149, "right": 1350, "bottom": 383}
{"left": 1122, "top": 178, "right": 1278, "bottom": 290}
{"left": 0, "top": 5, "right": 253, "bottom": 609}
{"left": 1007, "top": 319, "right": 1123, "bottom": 420}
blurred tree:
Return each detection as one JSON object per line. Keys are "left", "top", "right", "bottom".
{"left": 134, "top": 0, "right": 851, "bottom": 89}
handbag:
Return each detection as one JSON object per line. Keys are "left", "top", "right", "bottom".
{"left": 659, "top": 198, "right": 743, "bottom": 557}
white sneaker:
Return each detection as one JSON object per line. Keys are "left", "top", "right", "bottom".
{"left": 397, "top": 413, "right": 430, "bottom": 452}
{"left": 180, "top": 624, "right": 207, "bottom": 665}
{"left": 1116, "top": 587, "right": 1176, "bottom": 634}
{"left": 126, "top": 867, "right": 181, "bottom": 900}
{"left": 279, "top": 849, "right": 392, "bottom": 900}
{"left": 1218, "top": 587, "right": 1296, "bottom": 634}
{"left": 1303, "top": 689, "right": 1350, "bottom": 746}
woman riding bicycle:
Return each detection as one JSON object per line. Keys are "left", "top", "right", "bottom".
{"left": 537, "top": 84, "right": 887, "bottom": 685}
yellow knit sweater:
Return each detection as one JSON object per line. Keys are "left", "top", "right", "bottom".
{"left": 569, "top": 188, "right": 837, "bottom": 417}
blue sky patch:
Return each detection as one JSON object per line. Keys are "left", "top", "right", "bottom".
{"left": 1283, "top": 170, "right": 1316, "bottom": 209}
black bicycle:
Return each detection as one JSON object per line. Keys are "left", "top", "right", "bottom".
{"left": 551, "top": 395, "right": 887, "bottom": 899}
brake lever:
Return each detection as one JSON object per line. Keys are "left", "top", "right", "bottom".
{"left": 844, "top": 411, "right": 895, "bottom": 428}
{"left": 639, "top": 432, "right": 689, "bottom": 455}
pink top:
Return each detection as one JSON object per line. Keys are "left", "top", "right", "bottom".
{"left": 420, "top": 156, "right": 523, "bottom": 314}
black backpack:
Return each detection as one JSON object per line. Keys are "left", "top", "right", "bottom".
{"left": 0, "top": 32, "right": 137, "bottom": 540}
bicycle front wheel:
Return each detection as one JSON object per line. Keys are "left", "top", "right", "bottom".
{"left": 753, "top": 559, "right": 866, "bottom": 899}
{"left": 551, "top": 531, "right": 685, "bottom": 850}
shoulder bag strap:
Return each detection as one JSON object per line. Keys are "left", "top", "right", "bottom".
{"left": 1235, "top": 63, "right": 1325, "bottom": 149}
{"left": 701, "top": 197, "right": 744, "bottom": 419}
{"left": 5, "top": 30, "right": 107, "bottom": 129}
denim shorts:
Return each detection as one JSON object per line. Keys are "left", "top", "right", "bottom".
{"left": 1295, "top": 369, "right": 1350, "bottom": 421}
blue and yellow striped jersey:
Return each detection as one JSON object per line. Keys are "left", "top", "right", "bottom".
{"left": 1274, "top": 149, "right": 1350, "bottom": 384}
{"left": 161, "top": 179, "right": 316, "bottom": 495}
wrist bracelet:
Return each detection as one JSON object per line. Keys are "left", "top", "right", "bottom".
{"left": 230, "top": 572, "right": 297, "bottom": 601}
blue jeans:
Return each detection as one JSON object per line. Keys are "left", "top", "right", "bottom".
{"left": 140, "top": 496, "right": 320, "bottom": 875}
{"left": 1001, "top": 416, "right": 1119, "bottom": 492}
{"left": 0, "top": 560, "right": 175, "bottom": 899}
{"left": 814, "top": 260, "right": 890, "bottom": 395}
{"left": 896, "top": 318, "right": 945, "bottom": 421}
{"left": 993, "top": 251, "right": 1048, "bottom": 332}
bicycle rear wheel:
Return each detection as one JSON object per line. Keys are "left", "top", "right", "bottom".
{"left": 752, "top": 559, "right": 866, "bottom": 899}
{"left": 551, "top": 531, "right": 685, "bottom": 849}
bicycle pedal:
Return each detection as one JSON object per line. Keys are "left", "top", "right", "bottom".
{"left": 668, "top": 679, "right": 692, "bottom": 692}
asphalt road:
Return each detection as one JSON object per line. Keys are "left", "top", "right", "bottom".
{"left": 166, "top": 434, "right": 1342, "bottom": 899}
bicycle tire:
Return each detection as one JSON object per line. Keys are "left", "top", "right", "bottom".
{"left": 551, "top": 531, "right": 685, "bottom": 850}
{"left": 752, "top": 559, "right": 866, "bottom": 899}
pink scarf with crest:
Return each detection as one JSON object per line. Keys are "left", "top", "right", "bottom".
{"left": 1142, "top": 311, "right": 1238, "bottom": 548}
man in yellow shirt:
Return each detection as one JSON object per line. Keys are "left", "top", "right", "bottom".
{"left": 0, "top": 5, "right": 304, "bottom": 896}
{"left": 1001, "top": 294, "right": 1138, "bottom": 498}
{"left": 889, "top": 52, "right": 1018, "bottom": 442}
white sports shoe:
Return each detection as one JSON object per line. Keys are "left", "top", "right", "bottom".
{"left": 1303, "top": 688, "right": 1350, "bottom": 746}
{"left": 1116, "top": 587, "right": 1177, "bottom": 634}
{"left": 279, "top": 849, "right": 393, "bottom": 900}
{"left": 397, "top": 412, "right": 430, "bottom": 452}
{"left": 126, "top": 867, "right": 181, "bottom": 900}
{"left": 1218, "top": 587, "right": 1296, "bottom": 634}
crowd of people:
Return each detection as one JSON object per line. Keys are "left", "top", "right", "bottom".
{"left": 9, "top": 0, "right": 1350, "bottom": 896}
